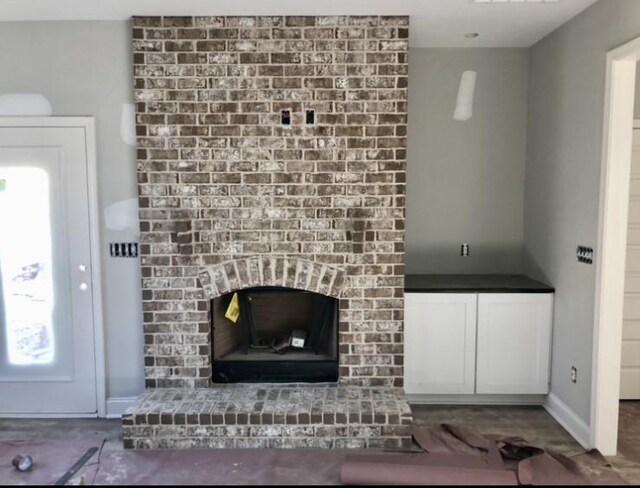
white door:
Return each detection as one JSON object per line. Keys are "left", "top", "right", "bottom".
{"left": 621, "top": 128, "right": 640, "bottom": 399}
{"left": 476, "top": 293, "right": 552, "bottom": 395}
{"left": 404, "top": 293, "right": 477, "bottom": 395}
{"left": 0, "top": 122, "right": 98, "bottom": 414}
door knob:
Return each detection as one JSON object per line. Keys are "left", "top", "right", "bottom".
{"left": 79, "top": 283, "right": 88, "bottom": 291}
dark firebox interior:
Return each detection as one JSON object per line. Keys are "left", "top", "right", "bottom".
{"left": 212, "top": 287, "right": 338, "bottom": 383}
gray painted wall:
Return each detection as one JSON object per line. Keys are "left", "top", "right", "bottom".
{"left": 524, "top": 0, "right": 640, "bottom": 424}
{"left": 406, "top": 48, "right": 529, "bottom": 274}
{"left": 0, "top": 24, "right": 534, "bottom": 401}
{"left": 6, "top": 3, "right": 637, "bottom": 425}
{"left": 0, "top": 21, "right": 144, "bottom": 400}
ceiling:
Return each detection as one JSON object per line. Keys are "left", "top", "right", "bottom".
{"left": 0, "top": 0, "right": 599, "bottom": 47}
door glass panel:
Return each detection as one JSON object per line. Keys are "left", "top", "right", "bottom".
{"left": 0, "top": 168, "right": 55, "bottom": 366}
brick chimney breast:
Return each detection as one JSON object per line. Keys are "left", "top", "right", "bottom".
{"left": 134, "top": 15, "right": 408, "bottom": 388}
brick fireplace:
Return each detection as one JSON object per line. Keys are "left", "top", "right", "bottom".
{"left": 205, "top": 257, "right": 342, "bottom": 383}
{"left": 124, "top": 14, "right": 411, "bottom": 449}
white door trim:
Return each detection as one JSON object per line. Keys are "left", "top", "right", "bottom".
{"left": 592, "top": 38, "right": 640, "bottom": 455}
{"left": 0, "top": 117, "right": 105, "bottom": 417}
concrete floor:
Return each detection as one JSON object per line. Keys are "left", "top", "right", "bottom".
{"left": 1, "top": 404, "right": 639, "bottom": 484}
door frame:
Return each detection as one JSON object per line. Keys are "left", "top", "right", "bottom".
{"left": 0, "top": 117, "right": 105, "bottom": 417}
{"left": 592, "top": 37, "right": 640, "bottom": 455}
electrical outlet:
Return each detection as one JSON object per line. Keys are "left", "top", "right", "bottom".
{"left": 461, "top": 243, "right": 469, "bottom": 257}
{"left": 305, "top": 109, "right": 315, "bottom": 125}
{"left": 570, "top": 366, "right": 577, "bottom": 384}
{"left": 280, "top": 109, "right": 291, "bottom": 125}
{"left": 577, "top": 246, "right": 593, "bottom": 264}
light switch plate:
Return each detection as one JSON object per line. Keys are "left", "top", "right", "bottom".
{"left": 577, "top": 245, "right": 593, "bottom": 264}
{"left": 110, "top": 242, "right": 139, "bottom": 258}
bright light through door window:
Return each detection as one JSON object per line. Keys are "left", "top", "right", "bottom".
{"left": 0, "top": 168, "right": 55, "bottom": 365}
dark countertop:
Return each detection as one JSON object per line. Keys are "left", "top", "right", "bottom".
{"left": 405, "top": 274, "right": 554, "bottom": 293}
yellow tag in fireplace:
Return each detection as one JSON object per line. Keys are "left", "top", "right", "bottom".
{"left": 225, "top": 292, "right": 240, "bottom": 324}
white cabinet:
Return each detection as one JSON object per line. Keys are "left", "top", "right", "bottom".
{"left": 404, "top": 292, "right": 553, "bottom": 396}
{"left": 476, "top": 294, "right": 553, "bottom": 395}
{"left": 404, "top": 294, "right": 477, "bottom": 394}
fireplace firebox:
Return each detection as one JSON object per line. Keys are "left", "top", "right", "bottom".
{"left": 212, "top": 287, "right": 339, "bottom": 383}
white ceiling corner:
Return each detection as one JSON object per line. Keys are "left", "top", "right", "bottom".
{"left": 0, "top": 0, "right": 599, "bottom": 47}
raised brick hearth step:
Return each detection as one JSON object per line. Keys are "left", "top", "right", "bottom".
{"left": 122, "top": 385, "right": 413, "bottom": 449}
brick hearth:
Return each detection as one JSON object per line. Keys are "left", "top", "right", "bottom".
{"left": 123, "top": 385, "right": 412, "bottom": 449}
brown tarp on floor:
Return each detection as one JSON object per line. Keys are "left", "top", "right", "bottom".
{"left": 340, "top": 424, "right": 626, "bottom": 485}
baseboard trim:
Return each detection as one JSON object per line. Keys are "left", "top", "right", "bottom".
{"left": 544, "top": 393, "right": 590, "bottom": 449}
{"left": 106, "top": 397, "right": 137, "bottom": 419}
{"left": 0, "top": 413, "right": 97, "bottom": 419}
{"left": 407, "top": 394, "right": 545, "bottom": 405}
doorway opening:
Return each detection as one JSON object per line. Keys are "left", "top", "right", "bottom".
{"left": 593, "top": 36, "right": 640, "bottom": 456}
{"left": 620, "top": 121, "right": 640, "bottom": 402}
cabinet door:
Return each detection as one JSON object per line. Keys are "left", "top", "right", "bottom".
{"left": 404, "top": 293, "right": 477, "bottom": 394}
{"left": 476, "top": 294, "right": 553, "bottom": 394}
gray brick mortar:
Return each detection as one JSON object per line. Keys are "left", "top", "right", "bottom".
{"left": 134, "top": 15, "right": 408, "bottom": 389}
{"left": 122, "top": 385, "right": 413, "bottom": 449}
